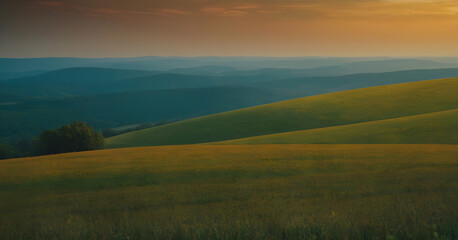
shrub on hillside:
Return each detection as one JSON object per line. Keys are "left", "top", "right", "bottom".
{"left": 37, "top": 122, "right": 104, "bottom": 155}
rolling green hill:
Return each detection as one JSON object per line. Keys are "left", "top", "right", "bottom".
{"left": 106, "top": 77, "right": 458, "bottom": 148}
{"left": 217, "top": 109, "right": 458, "bottom": 144}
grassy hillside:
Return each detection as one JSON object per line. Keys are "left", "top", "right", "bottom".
{"left": 217, "top": 109, "right": 458, "bottom": 145}
{"left": 0, "top": 86, "right": 300, "bottom": 142}
{"left": 1, "top": 144, "right": 456, "bottom": 239}
{"left": 106, "top": 77, "right": 458, "bottom": 148}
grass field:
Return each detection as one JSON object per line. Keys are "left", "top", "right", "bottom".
{"left": 106, "top": 77, "right": 458, "bottom": 148}
{"left": 1, "top": 144, "right": 457, "bottom": 239}
{"left": 216, "top": 109, "right": 458, "bottom": 144}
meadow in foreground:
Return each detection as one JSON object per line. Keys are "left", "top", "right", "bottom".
{"left": 1, "top": 144, "right": 456, "bottom": 239}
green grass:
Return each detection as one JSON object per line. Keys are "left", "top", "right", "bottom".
{"left": 106, "top": 77, "right": 458, "bottom": 148}
{"left": 216, "top": 109, "right": 458, "bottom": 144}
{"left": 1, "top": 144, "right": 457, "bottom": 239}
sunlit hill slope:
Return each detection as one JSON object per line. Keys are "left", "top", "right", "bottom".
{"left": 106, "top": 77, "right": 458, "bottom": 148}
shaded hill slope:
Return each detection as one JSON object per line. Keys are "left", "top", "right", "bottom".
{"left": 0, "top": 68, "right": 157, "bottom": 98}
{"left": 0, "top": 86, "right": 300, "bottom": 142}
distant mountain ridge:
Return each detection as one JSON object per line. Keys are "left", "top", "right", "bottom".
{"left": 0, "top": 67, "right": 158, "bottom": 98}
{"left": 252, "top": 68, "right": 458, "bottom": 92}
{"left": 1, "top": 67, "right": 458, "bottom": 100}
{"left": 2, "top": 56, "right": 456, "bottom": 73}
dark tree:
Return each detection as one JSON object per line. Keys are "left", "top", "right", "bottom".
{"left": 37, "top": 122, "right": 104, "bottom": 155}
{"left": 37, "top": 129, "right": 60, "bottom": 155}
{"left": 0, "top": 143, "right": 17, "bottom": 160}
{"left": 15, "top": 138, "right": 33, "bottom": 156}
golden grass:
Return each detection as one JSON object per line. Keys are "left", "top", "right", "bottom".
{"left": 1, "top": 144, "right": 457, "bottom": 239}
{"left": 215, "top": 109, "right": 458, "bottom": 144}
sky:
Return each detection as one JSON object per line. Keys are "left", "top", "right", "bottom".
{"left": 0, "top": 0, "right": 457, "bottom": 58}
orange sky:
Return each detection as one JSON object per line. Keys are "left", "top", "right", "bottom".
{"left": 0, "top": 0, "right": 457, "bottom": 57}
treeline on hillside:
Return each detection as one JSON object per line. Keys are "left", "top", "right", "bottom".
{"left": 0, "top": 122, "right": 104, "bottom": 160}
{"left": 0, "top": 120, "right": 172, "bottom": 160}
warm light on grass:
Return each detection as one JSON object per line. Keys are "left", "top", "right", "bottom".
{"left": 217, "top": 108, "right": 458, "bottom": 144}
{"left": 1, "top": 144, "right": 457, "bottom": 239}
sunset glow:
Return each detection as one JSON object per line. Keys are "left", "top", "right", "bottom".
{"left": 1, "top": 0, "right": 457, "bottom": 57}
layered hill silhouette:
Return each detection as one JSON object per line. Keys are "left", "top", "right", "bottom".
{"left": 5, "top": 56, "right": 449, "bottom": 72}
{"left": 2, "top": 66, "right": 457, "bottom": 143}
{"left": 106, "top": 77, "right": 458, "bottom": 148}
{"left": 2, "top": 67, "right": 458, "bottom": 102}
{"left": 0, "top": 68, "right": 157, "bottom": 98}
{"left": 252, "top": 68, "right": 458, "bottom": 92}
{"left": 226, "top": 59, "right": 458, "bottom": 78}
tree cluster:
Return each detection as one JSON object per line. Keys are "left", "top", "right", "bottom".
{"left": 36, "top": 121, "right": 104, "bottom": 155}
{"left": 1, "top": 121, "right": 104, "bottom": 160}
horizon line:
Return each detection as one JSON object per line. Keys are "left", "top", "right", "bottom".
{"left": 2, "top": 55, "right": 458, "bottom": 59}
